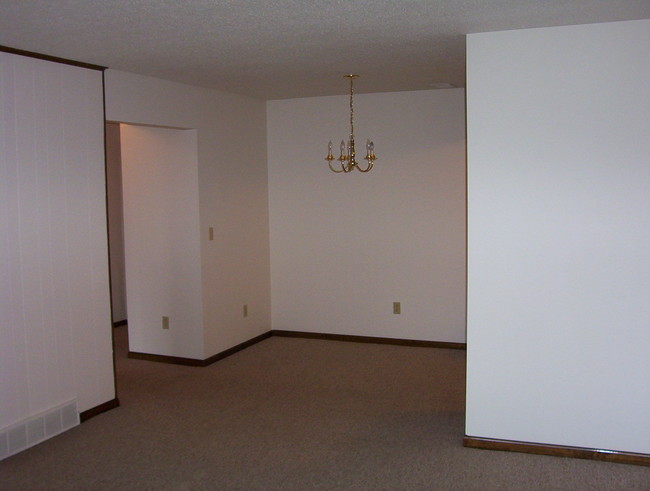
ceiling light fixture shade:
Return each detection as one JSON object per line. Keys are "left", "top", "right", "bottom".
{"left": 325, "top": 74, "right": 376, "bottom": 173}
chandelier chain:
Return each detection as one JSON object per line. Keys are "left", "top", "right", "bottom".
{"left": 349, "top": 75, "right": 354, "bottom": 140}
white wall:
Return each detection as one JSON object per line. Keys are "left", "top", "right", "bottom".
{"left": 120, "top": 124, "right": 204, "bottom": 359}
{"left": 104, "top": 70, "right": 271, "bottom": 358}
{"left": 105, "top": 122, "right": 127, "bottom": 322}
{"left": 267, "top": 89, "right": 466, "bottom": 342}
{"left": 466, "top": 20, "right": 650, "bottom": 454}
{"left": 0, "top": 52, "right": 114, "bottom": 426}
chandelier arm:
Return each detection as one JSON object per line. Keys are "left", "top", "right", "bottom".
{"left": 356, "top": 161, "right": 373, "bottom": 172}
{"left": 328, "top": 160, "right": 345, "bottom": 173}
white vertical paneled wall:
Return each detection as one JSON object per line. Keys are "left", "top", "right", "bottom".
{"left": 466, "top": 20, "right": 650, "bottom": 454}
{"left": 0, "top": 52, "right": 114, "bottom": 429}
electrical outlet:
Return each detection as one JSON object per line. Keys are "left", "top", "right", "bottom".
{"left": 243, "top": 304, "right": 248, "bottom": 318}
{"left": 393, "top": 302, "right": 401, "bottom": 315}
{"left": 162, "top": 316, "right": 170, "bottom": 329}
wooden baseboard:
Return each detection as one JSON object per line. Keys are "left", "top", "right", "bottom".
{"left": 128, "top": 351, "right": 205, "bottom": 366}
{"left": 272, "top": 330, "right": 467, "bottom": 350}
{"left": 128, "top": 331, "right": 273, "bottom": 367}
{"left": 464, "top": 436, "right": 650, "bottom": 467}
{"left": 127, "top": 330, "right": 464, "bottom": 367}
{"left": 79, "top": 398, "right": 120, "bottom": 423}
{"left": 203, "top": 331, "right": 273, "bottom": 365}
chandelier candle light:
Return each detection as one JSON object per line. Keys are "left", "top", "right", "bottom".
{"left": 325, "top": 74, "right": 376, "bottom": 173}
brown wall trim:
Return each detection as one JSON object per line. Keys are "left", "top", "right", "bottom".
{"left": 128, "top": 351, "right": 205, "bottom": 366}
{"left": 203, "top": 331, "right": 273, "bottom": 365}
{"left": 464, "top": 436, "right": 650, "bottom": 467}
{"left": 0, "top": 45, "right": 106, "bottom": 71}
{"left": 127, "top": 330, "right": 464, "bottom": 367}
{"left": 272, "top": 330, "right": 467, "bottom": 350}
{"left": 112, "top": 319, "right": 128, "bottom": 328}
{"left": 79, "top": 398, "right": 120, "bottom": 423}
{"left": 128, "top": 331, "right": 273, "bottom": 367}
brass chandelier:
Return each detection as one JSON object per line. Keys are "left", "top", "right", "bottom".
{"left": 325, "top": 74, "right": 376, "bottom": 173}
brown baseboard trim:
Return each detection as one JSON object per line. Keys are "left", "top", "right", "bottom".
{"left": 128, "top": 351, "right": 205, "bottom": 366}
{"left": 79, "top": 398, "right": 120, "bottom": 423}
{"left": 464, "top": 436, "right": 650, "bottom": 467}
{"left": 271, "top": 330, "right": 467, "bottom": 350}
{"left": 128, "top": 331, "right": 273, "bottom": 367}
{"left": 127, "top": 330, "right": 463, "bottom": 367}
{"left": 203, "top": 331, "right": 273, "bottom": 365}
{"left": 113, "top": 319, "right": 127, "bottom": 328}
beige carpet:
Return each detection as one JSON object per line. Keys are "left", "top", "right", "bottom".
{"left": 2, "top": 326, "right": 648, "bottom": 490}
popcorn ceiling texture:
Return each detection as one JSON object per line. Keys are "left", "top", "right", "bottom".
{"left": 1, "top": 0, "right": 649, "bottom": 99}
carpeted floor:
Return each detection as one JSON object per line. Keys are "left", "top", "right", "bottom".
{"left": 1, "top": 326, "right": 649, "bottom": 490}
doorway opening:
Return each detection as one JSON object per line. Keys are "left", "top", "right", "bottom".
{"left": 105, "top": 122, "right": 202, "bottom": 370}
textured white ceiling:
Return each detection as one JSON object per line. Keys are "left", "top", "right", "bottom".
{"left": 1, "top": 0, "right": 649, "bottom": 100}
